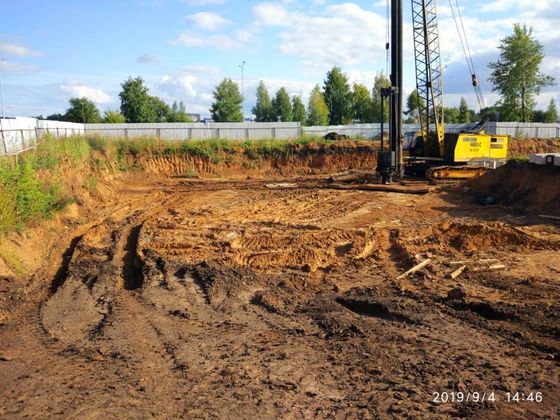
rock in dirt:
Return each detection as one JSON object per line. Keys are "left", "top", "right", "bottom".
{"left": 323, "top": 132, "right": 349, "bottom": 140}
{"left": 447, "top": 286, "right": 467, "bottom": 300}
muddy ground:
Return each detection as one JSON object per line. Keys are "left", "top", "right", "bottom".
{"left": 1, "top": 161, "right": 560, "bottom": 418}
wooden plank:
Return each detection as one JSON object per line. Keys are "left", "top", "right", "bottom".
{"left": 472, "top": 264, "right": 507, "bottom": 273}
{"left": 449, "top": 258, "right": 500, "bottom": 266}
{"left": 397, "top": 258, "right": 432, "bottom": 280}
{"left": 447, "top": 265, "right": 467, "bottom": 280}
{"left": 539, "top": 214, "right": 560, "bottom": 221}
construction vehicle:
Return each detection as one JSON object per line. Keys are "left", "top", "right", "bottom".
{"left": 377, "top": 0, "right": 508, "bottom": 183}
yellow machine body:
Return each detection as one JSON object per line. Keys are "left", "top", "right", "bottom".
{"left": 446, "top": 132, "right": 509, "bottom": 163}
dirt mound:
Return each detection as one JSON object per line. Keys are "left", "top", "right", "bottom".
{"left": 508, "top": 138, "right": 560, "bottom": 158}
{"left": 469, "top": 161, "right": 560, "bottom": 215}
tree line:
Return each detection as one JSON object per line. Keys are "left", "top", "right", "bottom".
{"left": 43, "top": 23, "right": 557, "bottom": 125}
{"left": 41, "top": 77, "right": 193, "bottom": 124}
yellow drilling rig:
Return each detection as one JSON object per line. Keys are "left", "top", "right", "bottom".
{"left": 377, "top": 0, "right": 509, "bottom": 183}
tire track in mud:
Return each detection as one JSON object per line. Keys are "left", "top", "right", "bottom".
{"left": 2, "top": 177, "right": 560, "bottom": 418}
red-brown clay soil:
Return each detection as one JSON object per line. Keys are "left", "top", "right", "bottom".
{"left": 470, "top": 161, "right": 560, "bottom": 216}
{"left": 1, "top": 152, "right": 560, "bottom": 419}
{"left": 507, "top": 138, "right": 560, "bottom": 158}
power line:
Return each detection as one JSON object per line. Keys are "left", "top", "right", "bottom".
{"left": 448, "top": 0, "right": 486, "bottom": 110}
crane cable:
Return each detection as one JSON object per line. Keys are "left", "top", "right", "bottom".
{"left": 448, "top": 0, "right": 486, "bottom": 110}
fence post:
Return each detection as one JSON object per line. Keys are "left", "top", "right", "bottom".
{"left": 124, "top": 128, "right": 129, "bottom": 140}
{"left": 20, "top": 130, "right": 26, "bottom": 150}
{"left": 245, "top": 127, "right": 249, "bottom": 140}
{"left": 56, "top": 127, "right": 60, "bottom": 138}
{"left": 188, "top": 128, "right": 192, "bottom": 140}
{"left": 1, "top": 128, "right": 7, "bottom": 155}
{"left": 272, "top": 127, "right": 277, "bottom": 140}
{"left": 216, "top": 128, "right": 220, "bottom": 139}
{"left": 35, "top": 127, "right": 39, "bottom": 148}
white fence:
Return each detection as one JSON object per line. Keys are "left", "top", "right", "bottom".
{"left": 486, "top": 122, "right": 560, "bottom": 138}
{"left": 302, "top": 123, "right": 485, "bottom": 138}
{"left": 0, "top": 117, "right": 85, "bottom": 155}
{"left": 1, "top": 117, "right": 559, "bottom": 156}
{"left": 85, "top": 122, "right": 300, "bottom": 141}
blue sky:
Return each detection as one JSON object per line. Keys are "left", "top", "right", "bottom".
{"left": 1, "top": 0, "right": 559, "bottom": 118}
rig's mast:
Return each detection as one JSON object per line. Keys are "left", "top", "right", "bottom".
{"left": 377, "top": 0, "right": 403, "bottom": 184}
{"left": 411, "top": 0, "right": 445, "bottom": 157}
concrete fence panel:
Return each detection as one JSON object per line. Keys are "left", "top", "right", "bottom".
{"left": 1, "top": 117, "right": 558, "bottom": 157}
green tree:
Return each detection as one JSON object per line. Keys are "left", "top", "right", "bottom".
{"left": 252, "top": 81, "right": 275, "bottom": 122}
{"left": 307, "top": 85, "right": 329, "bottom": 126}
{"left": 102, "top": 109, "right": 126, "bottom": 123}
{"left": 167, "top": 101, "right": 192, "bottom": 122}
{"left": 544, "top": 98, "right": 558, "bottom": 123}
{"left": 371, "top": 72, "right": 391, "bottom": 123}
{"left": 458, "top": 97, "right": 471, "bottom": 123}
{"left": 292, "top": 96, "right": 306, "bottom": 125}
{"left": 323, "top": 67, "right": 352, "bottom": 125}
{"left": 272, "top": 87, "right": 293, "bottom": 122}
{"left": 64, "top": 97, "right": 101, "bottom": 123}
{"left": 444, "top": 107, "right": 460, "bottom": 124}
{"left": 119, "top": 77, "right": 157, "bottom": 122}
{"left": 489, "top": 24, "right": 555, "bottom": 122}
{"left": 405, "top": 89, "right": 425, "bottom": 123}
{"left": 532, "top": 110, "right": 546, "bottom": 122}
{"left": 352, "top": 83, "right": 374, "bottom": 123}
{"left": 479, "top": 105, "right": 501, "bottom": 121}
{"left": 209, "top": 78, "right": 244, "bottom": 122}
{"left": 46, "top": 113, "right": 66, "bottom": 121}
{"left": 148, "top": 96, "right": 170, "bottom": 122}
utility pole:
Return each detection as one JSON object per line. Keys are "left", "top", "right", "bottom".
{"left": 0, "top": 58, "right": 5, "bottom": 119}
{"left": 239, "top": 60, "right": 246, "bottom": 120}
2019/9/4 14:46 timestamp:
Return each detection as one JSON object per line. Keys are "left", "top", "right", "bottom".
{"left": 432, "top": 391, "right": 544, "bottom": 404}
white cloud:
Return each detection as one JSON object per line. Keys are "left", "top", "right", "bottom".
{"left": 0, "top": 41, "right": 41, "bottom": 57}
{"left": 156, "top": 67, "right": 222, "bottom": 114}
{"left": 59, "top": 84, "right": 112, "bottom": 104}
{"left": 185, "top": 12, "right": 231, "bottom": 31}
{"left": 253, "top": 3, "right": 289, "bottom": 26}
{"left": 0, "top": 59, "right": 37, "bottom": 75}
{"left": 172, "top": 33, "right": 242, "bottom": 49}
{"left": 260, "top": 3, "right": 388, "bottom": 69}
{"left": 137, "top": 54, "right": 161, "bottom": 64}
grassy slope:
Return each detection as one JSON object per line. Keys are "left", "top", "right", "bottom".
{"left": 0, "top": 135, "right": 373, "bottom": 234}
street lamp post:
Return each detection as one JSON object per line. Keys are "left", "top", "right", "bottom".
{"left": 0, "top": 58, "right": 5, "bottom": 119}
{"left": 239, "top": 60, "right": 245, "bottom": 120}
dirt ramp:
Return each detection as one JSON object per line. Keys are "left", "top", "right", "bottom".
{"left": 469, "top": 161, "right": 560, "bottom": 215}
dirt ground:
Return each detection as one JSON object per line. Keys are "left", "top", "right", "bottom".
{"left": 1, "top": 159, "right": 560, "bottom": 418}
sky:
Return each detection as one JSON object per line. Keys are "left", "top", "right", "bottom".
{"left": 0, "top": 0, "right": 559, "bottom": 119}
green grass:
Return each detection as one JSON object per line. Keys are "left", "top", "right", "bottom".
{"left": 0, "top": 134, "right": 368, "bottom": 235}
{"left": 0, "top": 135, "right": 92, "bottom": 234}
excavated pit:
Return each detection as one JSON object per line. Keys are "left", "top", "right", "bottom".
{"left": 1, "top": 147, "right": 560, "bottom": 419}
